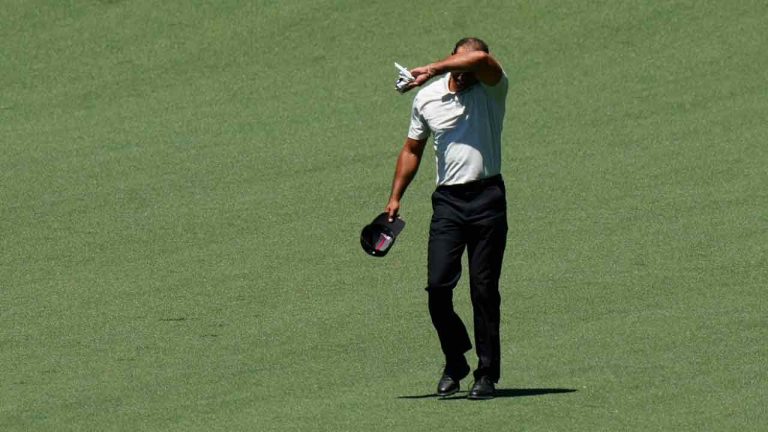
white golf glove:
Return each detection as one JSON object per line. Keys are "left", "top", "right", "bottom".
{"left": 394, "top": 62, "right": 414, "bottom": 93}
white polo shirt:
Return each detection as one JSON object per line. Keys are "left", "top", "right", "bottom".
{"left": 408, "top": 72, "right": 508, "bottom": 186}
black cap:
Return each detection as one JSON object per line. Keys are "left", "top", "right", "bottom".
{"left": 360, "top": 213, "right": 406, "bottom": 257}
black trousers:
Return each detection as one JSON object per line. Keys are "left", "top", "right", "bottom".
{"left": 426, "top": 175, "right": 507, "bottom": 382}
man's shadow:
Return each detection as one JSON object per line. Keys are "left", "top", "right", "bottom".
{"left": 398, "top": 388, "right": 577, "bottom": 400}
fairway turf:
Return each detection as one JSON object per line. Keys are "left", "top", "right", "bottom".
{"left": 1, "top": 1, "right": 766, "bottom": 430}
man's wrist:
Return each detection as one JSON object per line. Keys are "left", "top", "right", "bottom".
{"left": 427, "top": 63, "right": 439, "bottom": 77}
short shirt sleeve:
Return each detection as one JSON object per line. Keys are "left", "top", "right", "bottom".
{"left": 407, "top": 96, "right": 431, "bottom": 141}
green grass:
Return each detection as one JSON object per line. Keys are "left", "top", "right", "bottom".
{"left": 1, "top": 0, "right": 766, "bottom": 430}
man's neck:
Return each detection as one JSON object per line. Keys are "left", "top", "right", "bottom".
{"left": 448, "top": 75, "right": 458, "bottom": 92}
{"left": 448, "top": 73, "right": 477, "bottom": 93}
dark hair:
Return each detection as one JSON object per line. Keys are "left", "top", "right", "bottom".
{"left": 452, "top": 37, "right": 490, "bottom": 55}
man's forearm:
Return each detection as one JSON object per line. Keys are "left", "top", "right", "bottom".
{"left": 429, "top": 50, "right": 493, "bottom": 75}
{"left": 410, "top": 51, "right": 502, "bottom": 87}
{"left": 386, "top": 138, "right": 427, "bottom": 220}
{"left": 389, "top": 149, "right": 421, "bottom": 201}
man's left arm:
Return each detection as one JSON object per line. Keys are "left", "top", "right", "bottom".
{"left": 409, "top": 51, "right": 503, "bottom": 87}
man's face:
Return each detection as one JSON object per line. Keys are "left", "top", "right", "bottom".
{"left": 451, "top": 45, "right": 479, "bottom": 90}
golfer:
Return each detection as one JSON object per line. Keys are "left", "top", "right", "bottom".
{"left": 386, "top": 37, "right": 508, "bottom": 399}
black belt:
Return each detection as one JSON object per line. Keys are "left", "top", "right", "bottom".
{"left": 436, "top": 174, "right": 503, "bottom": 192}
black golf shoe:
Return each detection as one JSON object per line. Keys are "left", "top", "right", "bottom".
{"left": 436, "top": 360, "right": 470, "bottom": 397}
{"left": 467, "top": 376, "right": 495, "bottom": 400}
{"left": 436, "top": 374, "right": 460, "bottom": 397}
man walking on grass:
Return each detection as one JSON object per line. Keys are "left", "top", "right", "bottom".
{"left": 386, "top": 37, "right": 508, "bottom": 400}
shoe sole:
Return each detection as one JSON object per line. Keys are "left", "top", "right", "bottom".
{"left": 437, "top": 388, "right": 460, "bottom": 398}
{"left": 467, "top": 393, "right": 494, "bottom": 400}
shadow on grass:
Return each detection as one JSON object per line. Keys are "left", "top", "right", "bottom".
{"left": 398, "top": 388, "right": 577, "bottom": 400}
